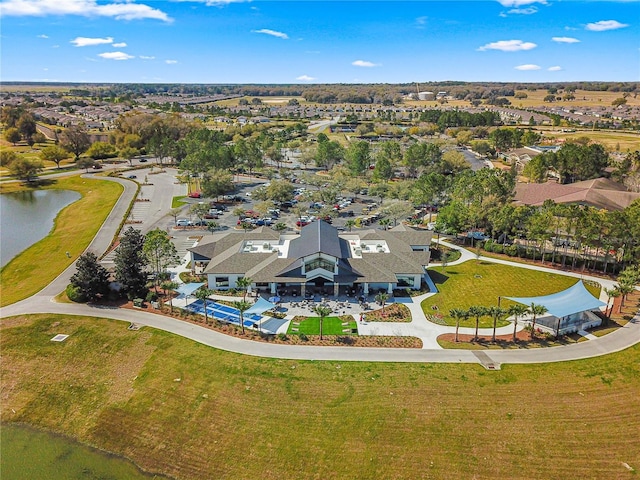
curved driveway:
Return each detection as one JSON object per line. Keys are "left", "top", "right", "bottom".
{"left": 1, "top": 178, "right": 639, "bottom": 366}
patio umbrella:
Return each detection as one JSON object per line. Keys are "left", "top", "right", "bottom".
{"left": 268, "top": 296, "right": 281, "bottom": 304}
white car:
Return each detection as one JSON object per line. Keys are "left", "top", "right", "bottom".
{"left": 176, "top": 219, "right": 192, "bottom": 227}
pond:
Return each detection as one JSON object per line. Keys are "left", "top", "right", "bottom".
{"left": 0, "top": 189, "right": 81, "bottom": 268}
{"left": 1, "top": 424, "right": 168, "bottom": 480}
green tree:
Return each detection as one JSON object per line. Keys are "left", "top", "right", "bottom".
{"left": 40, "top": 145, "right": 70, "bottom": 169}
{"left": 508, "top": 304, "right": 530, "bottom": 342}
{"left": 70, "top": 252, "right": 110, "bottom": 301}
{"left": 201, "top": 168, "right": 234, "bottom": 199}
{"left": 0, "top": 150, "right": 18, "bottom": 167}
{"left": 375, "top": 291, "right": 389, "bottom": 315}
{"left": 468, "top": 305, "right": 488, "bottom": 341}
{"left": 233, "top": 300, "right": 252, "bottom": 334}
{"left": 114, "top": 226, "right": 148, "bottom": 300}
{"left": 449, "top": 308, "right": 469, "bottom": 343}
{"left": 4, "top": 127, "right": 21, "bottom": 145}
{"left": 60, "top": 125, "right": 91, "bottom": 161}
{"left": 196, "top": 287, "right": 214, "bottom": 325}
{"left": 315, "top": 140, "right": 344, "bottom": 170}
{"left": 86, "top": 141, "right": 117, "bottom": 161}
{"left": 17, "top": 112, "right": 37, "bottom": 142}
{"left": 8, "top": 157, "right": 43, "bottom": 182}
{"left": 119, "top": 146, "right": 139, "bottom": 166}
{"left": 314, "top": 304, "right": 332, "bottom": 340}
{"left": 236, "top": 276, "right": 252, "bottom": 302}
{"left": 76, "top": 157, "right": 96, "bottom": 172}
{"left": 161, "top": 280, "right": 179, "bottom": 312}
{"left": 529, "top": 303, "right": 548, "bottom": 339}
{"left": 382, "top": 199, "right": 414, "bottom": 226}
{"left": 265, "top": 180, "right": 295, "bottom": 204}
{"left": 373, "top": 156, "right": 393, "bottom": 182}
{"left": 190, "top": 203, "right": 209, "bottom": 224}
{"left": 488, "top": 306, "right": 506, "bottom": 343}
{"left": 143, "top": 229, "right": 179, "bottom": 289}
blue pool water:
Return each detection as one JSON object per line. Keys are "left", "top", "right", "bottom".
{"left": 185, "top": 300, "right": 262, "bottom": 327}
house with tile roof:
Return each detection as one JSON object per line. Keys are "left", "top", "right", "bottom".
{"left": 188, "top": 221, "right": 432, "bottom": 297}
{"left": 514, "top": 178, "right": 640, "bottom": 211}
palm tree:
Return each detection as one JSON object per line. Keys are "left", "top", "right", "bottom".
{"left": 236, "top": 276, "right": 252, "bottom": 302}
{"left": 161, "top": 280, "right": 179, "bottom": 313}
{"left": 449, "top": 308, "right": 468, "bottom": 343}
{"left": 314, "top": 305, "right": 332, "bottom": 341}
{"left": 379, "top": 218, "right": 391, "bottom": 231}
{"left": 375, "top": 291, "right": 389, "bottom": 315}
{"left": 195, "top": 287, "right": 213, "bottom": 325}
{"left": 345, "top": 219, "right": 356, "bottom": 232}
{"left": 617, "top": 280, "right": 635, "bottom": 312}
{"left": 529, "top": 303, "right": 548, "bottom": 339}
{"left": 508, "top": 304, "right": 530, "bottom": 343}
{"left": 604, "top": 286, "right": 621, "bottom": 318}
{"left": 467, "top": 305, "right": 487, "bottom": 341}
{"left": 488, "top": 306, "right": 506, "bottom": 343}
{"left": 233, "top": 300, "right": 252, "bottom": 334}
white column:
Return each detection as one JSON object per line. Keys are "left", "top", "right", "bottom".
{"left": 271, "top": 283, "right": 277, "bottom": 294}
{"left": 363, "top": 283, "right": 369, "bottom": 295}
{"left": 387, "top": 283, "right": 393, "bottom": 294}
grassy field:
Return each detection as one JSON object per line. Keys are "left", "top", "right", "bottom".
{"left": 2, "top": 313, "right": 639, "bottom": 480}
{"left": 424, "top": 261, "right": 602, "bottom": 328}
{"left": 537, "top": 128, "right": 640, "bottom": 151}
{"left": 288, "top": 316, "right": 357, "bottom": 335}
{"left": 0, "top": 175, "right": 123, "bottom": 306}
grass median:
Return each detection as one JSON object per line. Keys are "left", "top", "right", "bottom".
{"left": 0, "top": 175, "right": 123, "bottom": 306}
{"left": 2, "top": 313, "right": 639, "bottom": 480}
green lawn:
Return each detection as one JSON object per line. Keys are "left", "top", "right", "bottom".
{"left": 288, "top": 316, "right": 357, "bottom": 335}
{"left": 0, "top": 175, "right": 123, "bottom": 306}
{"left": 424, "top": 261, "right": 602, "bottom": 328}
{"left": 171, "top": 195, "right": 187, "bottom": 208}
{"left": 2, "top": 313, "right": 639, "bottom": 480}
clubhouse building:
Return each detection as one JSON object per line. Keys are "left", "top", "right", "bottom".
{"left": 188, "top": 221, "right": 432, "bottom": 297}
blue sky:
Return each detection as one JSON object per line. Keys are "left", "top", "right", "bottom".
{"left": 0, "top": 0, "right": 638, "bottom": 83}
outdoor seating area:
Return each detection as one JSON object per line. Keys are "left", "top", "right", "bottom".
{"left": 185, "top": 299, "right": 262, "bottom": 328}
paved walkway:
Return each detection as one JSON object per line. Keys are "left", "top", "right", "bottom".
{"left": 1, "top": 182, "right": 639, "bottom": 365}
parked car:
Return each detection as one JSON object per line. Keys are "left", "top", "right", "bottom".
{"left": 139, "top": 158, "right": 148, "bottom": 163}
{"left": 92, "top": 164, "right": 103, "bottom": 170}
{"left": 127, "top": 174, "right": 137, "bottom": 179}
{"left": 176, "top": 219, "right": 191, "bottom": 227}
{"left": 188, "top": 191, "right": 202, "bottom": 198}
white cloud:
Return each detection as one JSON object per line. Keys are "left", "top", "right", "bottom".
{"left": 296, "top": 75, "right": 315, "bottom": 81}
{"left": 252, "top": 28, "right": 288, "bottom": 39}
{"left": 497, "top": 0, "right": 546, "bottom": 6}
{"left": 71, "top": 36, "right": 113, "bottom": 47}
{"left": 548, "top": 66, "right": 562, "bottom": 71}
{"left": 171, "top": 0, "right": 249, "bottom": 5}
{"left": 165, "top": 59, "right": 178, "bottom": 64}
{"left": 112, "top": 42, "right": 127, "bottom": 47}
{"left": 0, "top": 0, "right": 172, "bottom": 22}
{"left": 352, "top": 60, "right": 380, "bottom": 67}
{"left": 552, "top": 36, "right": 580, "bottom": 43}
{"left": 140, "top": 55, "right": 155, "bottom": 60}
{"left": 37, "top": 34, "right": 48, "bottom": 38}
{"left": 507, "top": 7, "right": 538, "bottom": 15}
{"left": 98, "top": 51, "right": 134, "bottom": 60}
{"left": 515, "top": 64, "right": 541, "bottom": 70}
{"left": 585, "top": 20, "right": 629, "bottom": 31}
{"left": 477, "top": 40, "right": 537, "bottom": 51}
{"left": 416, "top": 16, "right": 428, "bottom": 26}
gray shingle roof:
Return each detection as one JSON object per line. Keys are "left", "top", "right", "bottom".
{"left": 288, "top": 221, "right": 343, "bottom": 259}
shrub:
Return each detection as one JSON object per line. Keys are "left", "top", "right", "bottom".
{"left": 299, "top": 333, "right": 309, "bottom": 342}
{"left": 277, "top": 333, "right": 288, "bottom": 341}
{"left": 484, "top": 239, "right": 494, "bottom": 251}
{"left": 493, "top": 244, "right": 504, "bottom": 254}
{"left": 146, "top": 290, "right": 158, "bottom": 302}
{"left": 505, "top": 244, "right": 518, "bottom": 257}
{"left": 66, "top": 284, "right": 87, "bottom": 303}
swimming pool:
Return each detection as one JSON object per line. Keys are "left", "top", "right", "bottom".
{"left": 185, "top": 299, "right": 262, "bottom": 327}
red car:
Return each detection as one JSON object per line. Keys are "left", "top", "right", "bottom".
{"left": 188, "top": 191, "right": 201, "bottom": 198}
